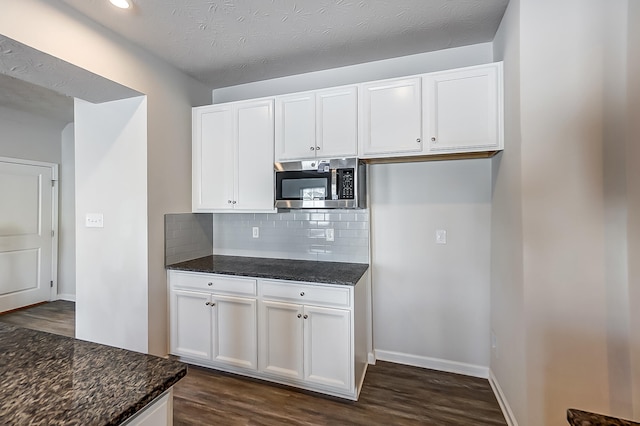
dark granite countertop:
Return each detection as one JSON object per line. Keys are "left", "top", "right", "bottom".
{"left": 0, "top": 323, "right": 187, "bottom": 426}
{"left": 167, "top": 255, "right": 369, "bottom": 286}
{"left": 567, "top": 408, "right": 640, "bottom": 425}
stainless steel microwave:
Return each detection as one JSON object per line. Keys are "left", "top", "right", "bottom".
{"left": 274, "top": 158, "right": 366, "bottom": 209}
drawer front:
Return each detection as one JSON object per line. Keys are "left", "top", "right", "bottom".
{"left": 260, "top": 280, "right": 351, "bottom": 308}
{"left": 170, "top": 271, "right": 256, "bottom": 296}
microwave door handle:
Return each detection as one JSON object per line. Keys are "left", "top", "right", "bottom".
{"left": 331, "top": 169, "right": 337, "bottom": 200}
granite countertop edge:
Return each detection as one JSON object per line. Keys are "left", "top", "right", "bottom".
{"left": 567, "top": 408, "right": 640, "bottom": 426}
{"left": 113, "top": 368, "right": 187, "bottom": 426}
{"left": 166, "top": 255, "right": 369, "bottom": 286}
{"left": 0, "top": 323, "right": 188, "bottom": 426}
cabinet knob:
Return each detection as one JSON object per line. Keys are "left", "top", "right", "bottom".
{"left": 207, "top": 282, "right": 213, "bottom": 286}
{"left": 228, "top": 200, "right": 232, "bottom": 204}
{"left": 310, "top": 147, "right": 315, "bottom": 151}
{"left": 205, "top": 301, "right": 210, "bottom": 306}
{"left": 300, "top": 292, "right": 305, "bottom": 296}
{"left": 297, "top": 313, "right": 302, "bottom": 318}
{"left": 211, "top": 302, "right": 216, "bottom": 306}
{"left": 232, "top": 201, "right": 237, "bottom": 204}
{"left": 417, "top": 138, "right": 421, "bottom": 143}
{"left": 303, "top": 315, "right": 308, "bottom": 319}
{"left": 315, "top": 146, "right": 320, "bottom": 151}
{"left": 431, "top": 137, "right": 436, "bottom": 142}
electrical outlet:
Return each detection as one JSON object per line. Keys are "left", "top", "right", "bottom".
{"left": 436, "top": 229, "right": 447, "bottom": 244}
{"left": 85, "top": 213, "right": 104, "bottom": 228}
{"left": 252, "top": 227, "right": 259, "bottom": 238}
{"left": 325, "top": 228, "right": 334, "bottom": 242}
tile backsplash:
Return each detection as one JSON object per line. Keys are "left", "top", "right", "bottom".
{"left": 212, "top": 209, "right": 370, "bottom": 264}
{"left": 165, "top": 213, "right": 214, "bottom": 265}
{"left": 165, "top": 209, "right": 370, "bottom": 265}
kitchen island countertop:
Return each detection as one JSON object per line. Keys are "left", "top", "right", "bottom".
{"left": 0, "top": 323, "right": 186, "bottom": 425}
{"left": 167, "top": 255, "right": 369, "bottom": 286}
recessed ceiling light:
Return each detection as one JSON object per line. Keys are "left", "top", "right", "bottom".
{"left": 109, "top": 0, "right": 131, "bottom": 9}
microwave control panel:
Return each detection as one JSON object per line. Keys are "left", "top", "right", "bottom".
{"left": 337, "top": 169, "right": 355, "bottom": 199}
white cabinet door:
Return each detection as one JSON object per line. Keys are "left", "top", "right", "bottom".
{"left": 235, "top": 99, "right": 274, "bottom": 211}
{"left": 170, "top": 289, "right": 212, "bottom": 360}
{"left": 316, "top": 86, "right": 358, "bottom": 158}
{"left": 275, "top": 93, "right": 316, "bottom": 161}
{"left": 258, "top": 300, "right": 304, "bottom": 380}
{"left": 212, "top": 295, "right": 257, "bottom": 370}
{"left": 303, "top": 305, "right": 352, "bottom": 390}
{"left": 423, "top": 64, "right": 502, "bottom": 152}
{"left": 360, "top": 77, "right": 423, "bottom": 156}
{"left": 192, "top": 105, "right": 234, "bottom": 211}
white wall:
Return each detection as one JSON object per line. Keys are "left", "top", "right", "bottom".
{"left": 59, "top": 123, "right": 75, "bottom": 300}
{"left": 491, "top": 0, "right": 639, "bottom": 424}
{"left": 627, "top": 2, "right": 640, "bottom": 417}
{"left": 370, "top": 160, "right": 492, "bottom": 376}
{"left": 74, "top": 96, "right": 148, "bottom": 353}
{"left": 1, "top": 0, "right": 211, "bottom": 355}
{"left": 213, "top": 43, "right": 493, "bottom": 102}
{"left": 0, "top": 104, "right": 65, "bottom": 163}
{"left": 490, "top": 0, "right": 526, "bottom": 423}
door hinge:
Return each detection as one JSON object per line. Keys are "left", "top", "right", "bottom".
{"left": 50, "top": 281, "right": 53, "bottom": 288}
{"left": 51, "top": 179, "right": 56, "bottom": 187}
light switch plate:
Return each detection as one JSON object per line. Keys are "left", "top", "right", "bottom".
{"left": 86, "top": 213, "right": 104, "bottom": 228}
{"left": 436, "top": 229, "right": 447, "bottom": 244}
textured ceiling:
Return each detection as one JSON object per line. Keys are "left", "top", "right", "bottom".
{"left": 59, "top": 0, "right": 509, "bottom": 88}
{"left": 0, "top": 35, "right": 140, "bottom": 123}
{"left": 0, "top": 73, "right": 73, "bottom": 124}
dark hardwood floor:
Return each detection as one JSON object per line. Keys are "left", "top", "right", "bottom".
{"left": 0, "top": 300, "right": 75, "bottom": 338}
{"left": 1, "top": 301, "right": 506, "bottom": 425}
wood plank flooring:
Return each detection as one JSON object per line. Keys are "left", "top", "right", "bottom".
{"left": 0, "top": 301, "right": 507, "bottom": 425}
{"left": 0, "top": 300, "right": 75, "bottom": 338}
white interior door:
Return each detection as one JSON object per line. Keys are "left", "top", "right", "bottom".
{"left": 0, "top": 159, "right": 54, "bottom": 313}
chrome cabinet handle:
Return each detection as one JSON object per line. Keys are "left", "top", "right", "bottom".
{"left": 316, "top": 146, "right": 320, "bottom": 150}
{"left": 310, "top": 147, "right": 315, "bottom": 151}
{"left": 205, "top": 301, "right": 210, "bottom": 306}
{"left": 417, "top": 138, "right": 421, "bottom": 143}
{"left": 303, "top": 315, "right": 308, "bottom": 319}
{"left": 297, "top": 314, "right": 302, "bottom": 318}
{"left": 207, "top": 282, "right": 213, "bottom": 286}
{"left": 431, "top": 137, "right": 436, "bottom": 142}
{"left": 300, "top": 292, "right": 305, "bottom": 296}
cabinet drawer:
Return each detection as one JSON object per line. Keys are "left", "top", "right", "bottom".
{"left": 260, "top": 281, "right": 351, "bottom": 308}
{"left": 170, "top": 271, "right": 257, "bottom": 296}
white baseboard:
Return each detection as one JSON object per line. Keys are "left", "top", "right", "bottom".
{"left": 374, "top": 349, "right": 489, "bottom": 379}
{"left": 367, "top": 351, "right": 376, "bottom": 365}
{"left": 489, "top": 369, "right": 518, "bottom": 426}
{"left": 56, "top": 294, "right": 76, "bottom": 302}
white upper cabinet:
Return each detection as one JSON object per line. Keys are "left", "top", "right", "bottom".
{"left": 275, "top": 86, "right": 357, "bottom": 161}
{"left": 193, "top": 105, "right": 234, "bottom": 211}
{"left": 315, "top": 86, "right": 358, "bottom": 158}
{"left": 423, "top": 63, "right": 503, "bottom": 153}
{"left": 359, "top": 77, "right": 423, "bottom": 157}
{"left": 193, "top": 98, "right": 275, "bottom": 212}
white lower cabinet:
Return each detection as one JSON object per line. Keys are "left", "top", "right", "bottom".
{"left": 258, "top": 301, "right": 352, "bottom": 391}
{"left": 302, "top": 305, "right": 351, "bottom": 390}
{"left": 168, "top": 270, "right": 369, "bottom": 400}
{"left": 169, "top": 272, "right": 257, "bottom": 370}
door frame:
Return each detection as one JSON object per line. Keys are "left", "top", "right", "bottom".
{"left": 0, "top": 156, "right": 59, "bottom": 302}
